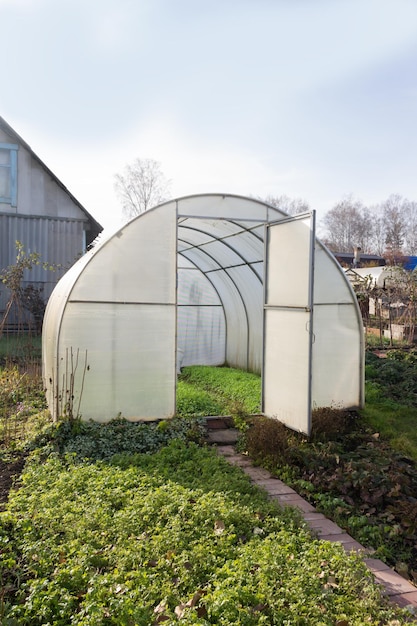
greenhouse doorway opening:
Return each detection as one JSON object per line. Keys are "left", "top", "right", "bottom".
{"left": 175, "top": 210, "right": 316, "bottom": 434}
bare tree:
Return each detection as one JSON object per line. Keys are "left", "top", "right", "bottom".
{"left": 368, "top": 204, "right": 386, "bottom": 256}
{"left": 382, "top": 194, "right": 406, "bottom": 259}
{"left": 114, "top": 158, "right": 171, "bottom": 220}
{"left": 403, "top": 199, "right": 417, "bottom": 255}
{"left": 258, "top": 194, "right": 310, "bottom": 215}
{"left": 321, "top": 195, "right": 369, "bottom": 252}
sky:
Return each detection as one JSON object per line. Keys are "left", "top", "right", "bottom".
{"left": 1, "top": 0, "right": 417, "bottom": 233}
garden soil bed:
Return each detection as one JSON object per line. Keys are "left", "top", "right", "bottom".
{"left": 0, "top": 452, "right": 27, "bottom": 511}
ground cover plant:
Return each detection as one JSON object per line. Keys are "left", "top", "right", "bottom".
{"left": 178, "top": 366, "right": 261, "bottom": 416}
{"left": 1, "top": 440, "right": 413, "bottom": 625}
{"left": 1, "top": 343, "right": 417, "bottom": 623}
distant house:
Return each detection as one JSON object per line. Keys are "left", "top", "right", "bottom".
{"left": 0, "top": 115, "right": 102, "bottom": 331}
{"left": 332, "top": 251, "right": 386, "bottom": 268}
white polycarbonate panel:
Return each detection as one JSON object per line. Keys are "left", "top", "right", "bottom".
{"left": 177, "top": 305, "right": 225, "bottom": 370}
{"left": 180, "top": 218, "right": 246, "bottom": 240}
{"left": 209, "top": 269, "right": 249, "bottom": 370}
{"left": 178, "top": 229, "right": 217, "bottom": 248}
{"left": 312, "top": 304, "right": 363, "bottom": 408}
{"left": 197, "top": 240, "right": 245, "bottom": 268}
{"left": 227, "top": 265, "right": 263, "bottom": 373}
{"left": 314, "top": 243, "right": 356, "bottom": 304}
{"left": 251, "top": 261, "right": 263, "bottom": 279}
{"left": 177, "top": 267, "right": 221, "bottom": 306}
{"left": 229, "top": 229, "right": 264, "bottom": 263}
{"left": 180, "top": 247, "right": 221, "bottom": 273}
{"left": 55, "top": 302, "right": 176, "bottom": 422}
{"left": 263, "top": 309, "right": 311, "bottom": 431}
{"left": 178, "top": 223, "right": 264, "bottom": 269}
{"left": 71, "top": 204, "right": 177, "bottom": 303}
{"left": 265, "top": 216, "right": 313, "bottom": 308}
{"left": 177, "top": 255, "right": 196, "bottom": 269}
{"left": 176, "top": 194, "right": 270, "bottom": 220}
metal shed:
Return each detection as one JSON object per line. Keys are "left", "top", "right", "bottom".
{"left": 43, "top": 194, "right": 364, "bottom": 435}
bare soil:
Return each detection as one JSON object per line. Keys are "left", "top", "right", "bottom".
{"left": 0, "top": 453, "right": 27, "bottom": 511}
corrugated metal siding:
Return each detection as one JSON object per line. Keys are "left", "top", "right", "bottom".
{"left": 0, "top": 214, "right": 85, "bottom": 328}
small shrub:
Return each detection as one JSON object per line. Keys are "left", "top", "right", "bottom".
{"left": 244, "top": 416, "right": 303, "bottom": 467}
{"left": 310, "top": 406, "right": 357, "bottom": 439}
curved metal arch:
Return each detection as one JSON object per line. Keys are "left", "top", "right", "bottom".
{"left": 177, "top": 238, "right": 254, "bottom": 369}
{"left": 178, "top": 223, "right": 263, "bottom": 284}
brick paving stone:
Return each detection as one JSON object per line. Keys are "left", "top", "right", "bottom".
{"left": 242, "top": 466, "right": 271, "bottom": 477}
{"left": 390, "top": 591, "right": 417, "bottom": 610}
{"left": 339, "top": 539, "right": 367, "bottom": 554}
{"left": 364, "top": 558, "right": 391, "bottom": 572}
{"left": 301, "top": 511, "right": 327, "bottom": 522}
{"left": 215, "top": 445, "right": 235, "bottom": 456}
{"left": 372, "top": 569, "right": 417, "bottom": 596}
{"left": 306, "top": 518, "right": 344, "bottom": 536}
{"left": 319, "top": 533, "right": 365, "bottom": 552}
{"left": 207, "top": 429, "right": 238, "bottom": 444}
{"left": 272, "top": 494, "right": 316, "bottom": 512}
{"left": 256, "top": 481, "right": 298, "bottom": 495}
{"left": 223, "top": 455, "right": 252, "bottom": 467}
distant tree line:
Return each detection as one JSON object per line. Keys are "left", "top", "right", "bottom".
{"left": 113, "top": 158, "right": 416, "bottom": 260}
{"left": 321, "top": 194, "right": 417, "bottom": 258}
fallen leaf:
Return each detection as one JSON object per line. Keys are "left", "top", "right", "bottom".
{"left": 174, "top": 603, "right": 186, "bottom": 619}
{"left": 214, "top": 520, "right": 225, "bottom": 535}
{"left": 185, "top": 590, "right": 204, "bottom": 608}
{"left": 154, "top": 600, "right": 168, "bottom": 615}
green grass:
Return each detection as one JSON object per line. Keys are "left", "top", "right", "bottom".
{"left": 0, "top": 334, "right": 42, "bottom": 361}
{"left": 176, "top": 381, "right": 227, "bottom": 417}
{"left": 363, "top": 351, "right": 417, "bottom": 462}
{"left": 179, "top": 365, "right": 261, "bottom": 415}
{"left": 362, "top": 383, "right": 417, "bottom": 461}
{"left": 1, "top": 441, "right": 411, "bottom": 625}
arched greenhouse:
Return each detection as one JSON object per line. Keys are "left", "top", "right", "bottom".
{"left": 42, "top": 194, "right": 364, "bottom": 435}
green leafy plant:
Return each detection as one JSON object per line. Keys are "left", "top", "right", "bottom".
{"left": 179, "top": 365, "right": 261, "bottom": 415}
{"left": 1, "top": 442, "right": 411, "bottom": 625}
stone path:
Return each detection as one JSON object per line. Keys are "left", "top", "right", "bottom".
{"left": 206, "top": 421, "right": 417, "bottom": 614}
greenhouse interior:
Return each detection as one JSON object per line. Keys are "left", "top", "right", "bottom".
{"left": 42, "top": 194, "right": 364, "bottom": 435}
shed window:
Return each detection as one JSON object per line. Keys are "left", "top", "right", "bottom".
{"left": 0, "top": 143, "right": 18, "bottom": 206}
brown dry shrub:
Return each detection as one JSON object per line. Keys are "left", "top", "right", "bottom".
{"left": 244, "top": 410, "right": 357, "bottom": 466}
{"left": 311, "top": 407, "right": 357, "bottom": 440}
{"left": 244, "top": 416, "right": 303, "bottom": 466}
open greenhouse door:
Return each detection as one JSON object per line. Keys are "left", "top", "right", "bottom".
{"left": 262, "top": 212, "right": 315, "bottom": 435}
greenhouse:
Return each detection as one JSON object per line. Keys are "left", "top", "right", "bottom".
{"left": 42, "top": 194, "right": 364, "bottom": 435}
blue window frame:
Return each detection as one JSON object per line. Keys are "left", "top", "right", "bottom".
{"left": 0, "top": 143, "right": 18, "bottom": 206}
